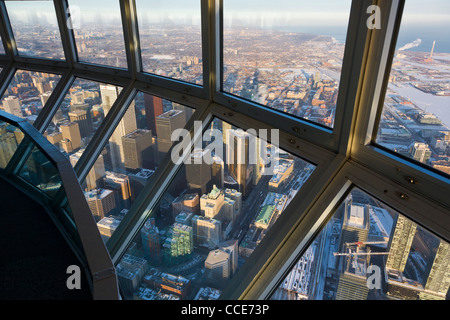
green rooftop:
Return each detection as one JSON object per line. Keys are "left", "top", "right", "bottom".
{"left": 255, "top": 205, "right": 276, "bottom": 227}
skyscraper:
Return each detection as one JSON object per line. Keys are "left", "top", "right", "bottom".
{"left": 385, "top": 215, "right": 417, "bottom": 272}
{"left": 70, "top": 150, "right": 105, "bottom": 191}
{"left": 101, "top": 85, "right": 137, "bottom": 170}
{"left": 2, "top": 96, "right": 22, "bottom": 118}
{"left": 155, "top": 109, "right": 186, "bottom": 163}
{"left": 186, "top": 149, "right": 212, "bottom": 195}
{"left": 192, "top": 215, "right": 222, "bottom": 249}
{"left": 85, "top": 188, "right": 117, "bottom": 221}
{"left": 200, "top": 185, "right": 225, "bottom": 220}
{"left": 100, "top": 85, "right": 120, "bottom": 111}
{"left": 335, "top": 255, "right": 370, "bottom": 300}
{"left": 211, "top": 156, "right": 225, "bottom": 189}
{"left": 121, "top": 129, "right": 154, "bottom": 171}
{"left": 162, "top": 223, "right": 194, "bottom": 266}
{"left": 204, "top": 249, "right": 231, "bottom": 289}
{"left": 68, "top": 109, "right": 91, "bottom": 138}
{"left": 420, "top": 239, "right": 450, "bottom": 300}
{"left": 226, "top": 129, "right": 254, "bottom": 197}
{"left": 410, "top": 142, "right": 432, "bottom": 164}
{"left": 338, "top": 197, "right": 370, "bottom": 253}
{"left": 172, "top": 193, "right": 200, "bottom": 219}
{"left": 104, "top": 171, "right": 132, "bottom": 210}
{"left": 141, "top": 218, "right": 161, "bottom": 265}
{"left": 143, "top": 94, "right": 164, "bottom": 135}
{"left": 60, "top": 122, "right": 81, "bottom": 152}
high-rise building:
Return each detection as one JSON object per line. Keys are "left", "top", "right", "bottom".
{"left": 116, "top": 254, "right": 148, "bottom": 297}
{"left": 85, "top": 188, "right": 117, "bottom": 221}
{"left": 252, "top": 137, "right": 262, "bottom": 186}
{"left": 40, "top": 91, "right": 52, "bottom": 106}
{"left": 385, "top": 215, "right": 417, "bottom": 272}
{"left": 97, "top": 215, "right": 122, "bottom": 240}
{"left": 226, "top": 129, "right": 254, "bottom": 197}
{"left": 100, "top": 85, "right": 120, "bottom": 111}
{"left": 60, "top": 122, "right": 81, "bottom": 152}
{"left": 121, "top": 129, "right": 154, "bottom": 171}
{"left": 186, "top": 149, "right": 212, "bottom": 195}
{"left": 141, "top": 218, "right": 161, "bottom": 265}
{"left": 338, "top": 197, "right": 370, "bottom": 253}
{"left": 200, "top": 185, "right": 225, "bottom": 220}
{"left": 103, "top": 171, "right": 132, "bottom": 210}
{"left": 70, "top": 91, "right": 85, "bottom": 105}
{"left": 46, "top": 131, "right": 62, "bottom": 147}
{"left": 155, "top": 109, "right": 186, "bottom": 163}
{"left": 68, "top": 109, "right": 91, "bottom": 138}
{"left": 2, "top": 96, "right": 22, "bottom": 118}
{"left": 101, "top": 85, "right": 137, "bottom": 170}
{"left": 173, "top": 103, "right": 194, "bottom": 124}
{"left": 172, "top": 193, "right": 200, "bottom": 219}
{"left": 224, "top": 188, "right": 242, "bottom": 220}
{"left": 335, "top": 255, "right": 370, "bottom": 300}
{"left": 143, "top": 94, "right": 164, "bottom": 135}
{"left": 128, "top": 168, "right": 155, "bottom": 201}
{"left": 218, "top": 239, "right": 239, "bottom": 276}
{"left": 192, "top": 215, "right": 222, "bottom": 249}
{"left": 419, "top": 239, "right": 450, "bottom": 300}
{"left": 211, "top": 156, "right": 225, "bottom": 189}
{"left": 70, "top": 150, "right": 105, "bottom": 191}
{"left": 162, "top": 223, "right": 194, "bottom": 266}
{"left": 205, "top": 249, "right": 231, "bottom": 289}
{"left": 410, "top": 142, "right": 432, "bottom": 164}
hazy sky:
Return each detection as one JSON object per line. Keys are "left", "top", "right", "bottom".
{"left": 4, "top": 0, "right": 450, "bottom": 28}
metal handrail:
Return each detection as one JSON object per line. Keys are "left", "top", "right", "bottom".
{"left": 0, "top": 111, "right": 119, "bottom": 300}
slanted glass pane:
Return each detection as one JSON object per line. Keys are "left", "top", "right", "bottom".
{"left": 0, "top": 69, "right": 62, "bottom": 124}
{"left": 44, "top": 78, "right": 122, "bottom": 162}
{"left": 223, "top": 0, "right": 351, "bottom": 128}
{"left": 115, "top": 118, "right": 316, "bottom": 300}
{"left": 19, "top": 144, "right": 62, "bottom": 198}
{"left": 68, "top": 0, "right": 127, "bottom": 68}
{"left": 5, "top": 1, "right": 65, "bottom": 60}
{"left": 0, "top": 36, "right": 5, "bottom": 54}
{"left": 271, "top": 188, "right": 450, "bottom": 300}
{"left": 83, "top": 92, "right": 195, "bottom": 242}
{"left": 136, "top": 0, "right": 203, "bottom": 85}
{"left": 375, "top": 0, "right": 450, "bottom": 175}
{"left": 0, "top": 120, "right": 23, "bottom": 169}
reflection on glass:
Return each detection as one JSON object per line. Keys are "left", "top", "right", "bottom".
{"left": 0, "top": 70, "right": 62, "bottom": 124}
{"left": 81, "top": 92, "right": 195, "bottom": 240}
{"left": 136, "top": 0, "right": 203, "bottom": 85}
{"left": 19, "top": 144, "right": 63, "bottom": 198}
{"left": 0, "top": 36, "right": 5, "bottom": 54}
{"left": 271, "top": 188, "right": 450, "bottom": 300}
{"left": 5, "top": 1, "right": 65, "bottom": 60}
{"left": 0, "top": 120, "right": 23, "bottom": 169}
{"left": 115, "top": 118, "right": 316, "bottom": 300}
{"left": 376, "top": 0, "right": 450, "bottom": 175}
{"left": 68, "top": 0, "right": 127, "bottom": 68}
{"left": 223, "top": 0, "right": 351, "bottom": 128}
{"left": 44, "top": 78, "right": 122, "bottom": 165}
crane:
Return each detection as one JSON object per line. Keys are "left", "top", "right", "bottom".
{"left": 333, "top": 241, "right": 390, "bottom": 257}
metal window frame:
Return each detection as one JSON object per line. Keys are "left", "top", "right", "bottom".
{"left": 245, "top": 159, "right": 450, "bottom": 300}
{"left": 0, "top": 110, "right": 119, "bottom": 300}
{"left": 351, "top": 0, "right": 450, "bottom": 210}
{"left": 213, "top": 0, "right": 372, "bottom": 154}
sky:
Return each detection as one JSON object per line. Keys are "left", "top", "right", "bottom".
{"left": 3, "top": 0, "right": 450, "bottom": 34}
